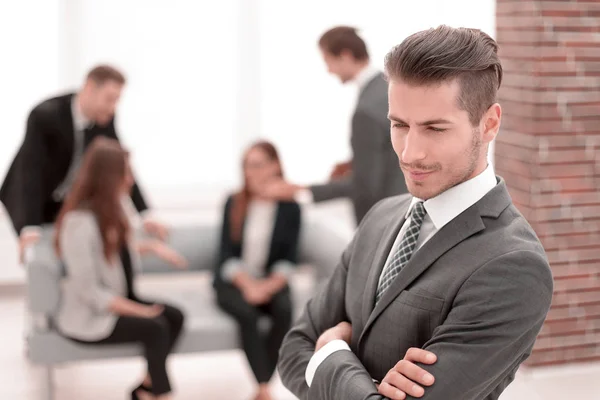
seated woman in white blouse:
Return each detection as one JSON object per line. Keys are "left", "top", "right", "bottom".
{"left": 214, "top": 140, "right": 301, "bottom": 400}
{"left": 54, "top": 138, "right": 187, "bottom": 400}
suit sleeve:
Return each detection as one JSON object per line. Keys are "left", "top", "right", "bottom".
{"left": 19, "top": 109, "right": 48, "bottom": 230}
{"left": 405, "top": 251, "right": 553, "bottom": 400}
{"left": 278, "top": 221, "right": 383, "bottom": 399}
{"left": 105, "top": 120, "right": 149, "bottom": 212}
{"left": 310, "top": 176, "right": 353, "bottom": 203}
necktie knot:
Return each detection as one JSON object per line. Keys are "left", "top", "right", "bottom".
{"left": 411, "top": 202, "right": 427, "bottom": 224}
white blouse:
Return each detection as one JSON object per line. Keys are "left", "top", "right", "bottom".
{"left": 222, "top": 199, "right": 294, "bottom": 281}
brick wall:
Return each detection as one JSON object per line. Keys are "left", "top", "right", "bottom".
{"left": 495, "top": 0, "right": 600, "bottom": 366}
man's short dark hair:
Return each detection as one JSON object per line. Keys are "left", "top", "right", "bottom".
{"left": 318, "top": 26, "right": 369, "bottom": 61}
{"left": 86, "top": 65, "right": 126, "bottom": 86}
{"left": 384, "top": 25, "right": 503, "bottom": 125}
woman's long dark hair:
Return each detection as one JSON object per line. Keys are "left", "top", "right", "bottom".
{"left": 229, "top": 140, "right": 283, "bottom": 242}
{"left": 54, "top": 137, "right": 131, "bottom": 262}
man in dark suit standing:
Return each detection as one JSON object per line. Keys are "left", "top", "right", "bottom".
{"left": 262, "top": 26, "right": 407, "bottom": 226}
{"left": 278, "top": 26, "right": 553, "bottom": 400}
{"left": 1, "top": 65, "right": 166, "bottom": 261}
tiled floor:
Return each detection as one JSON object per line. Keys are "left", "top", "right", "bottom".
{"left": 2, "top": 286, "right": 599, "bottom": 400}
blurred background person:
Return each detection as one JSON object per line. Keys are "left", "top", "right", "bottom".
{"left": 0, "top": 64, "right": 167, "bottom": 263}
{"left": 213, "top": 141, "right": 301, "bottom": 400}
{"left": 54, "top": 138, "right": 187, "bottom": 400}
{"left": 262, "top": 26, "right": 407, "bottom": 226}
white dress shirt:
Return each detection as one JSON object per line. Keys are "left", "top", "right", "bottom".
{"left": 294, "top": 64, "right": 382, "bottom": 205}
{"left": 305, "top": 165, "right": 498, "bottom": 386}
{"left": 222, "top": 199, "right": 294, "bottom": 281}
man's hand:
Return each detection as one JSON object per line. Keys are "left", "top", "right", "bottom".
{"left": 19, "top": 229, "right": 41, "bottom": 265}
{"left": 260, "top": 179, "right": 303, "bottom": 201}
{"left": 143, "top": 219, "right": 169, "bottom": 241}
{"left": 378, "top": 348, "right": 437, "bottom": 399}
{"left": 329, "top": 161, "right": 352, "bottom": 180}
{"left": 315, "top": 321, "right": 352, "bottom": 351}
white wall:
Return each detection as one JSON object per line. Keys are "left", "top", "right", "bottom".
{"left": 64, "top": 0, "right": 243, "bottom": 204}
{"left": 0, "top": 0, "right": 495, "bottom": 283}
{"left": 0, "top": 0, "right": 62, "bottom": 182}
{"left": 0, "top": 0, "right": 63, "bottom": 283}
{"left": 257, "top": 0, "right": 496, "bottom": 184}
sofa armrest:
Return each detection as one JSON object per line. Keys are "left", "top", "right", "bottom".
{"left": 25, "top": 229, "right": 62, "bottom": 316}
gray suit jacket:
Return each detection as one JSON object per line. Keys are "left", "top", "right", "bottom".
{"left": 55, "top": 201, "right": 142, "bottom": 341}
{"left": 278, "top": 178, "right": 553, "bottom": 400}
{"left": 311, "top": 73, "right": 407, "bottom": 225}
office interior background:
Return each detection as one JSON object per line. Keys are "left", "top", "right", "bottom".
{"left": 0, "top": 0, "right": 599, "bottom": 399}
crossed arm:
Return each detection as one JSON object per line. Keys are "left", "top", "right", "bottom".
{"left": 278, "top": 240, "right": 553, "bottom": 400}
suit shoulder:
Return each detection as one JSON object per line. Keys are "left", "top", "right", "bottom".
{"left": 30, "top": 93, "right": 72, "bottom": 119}
{"left": 472, "top": 205, "right": 553, "bottom": 295}
{"left": 31, "top": 93, "right": 72, "bottom": 113}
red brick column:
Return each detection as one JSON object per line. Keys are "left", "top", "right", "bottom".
{"left": 495, "top": 0, "right": 600, "bottom": 366}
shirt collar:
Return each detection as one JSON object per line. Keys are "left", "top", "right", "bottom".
{"left": 353, "top": 64, "right": 380, "bottom": 91}
{"left": 405, "top": 164, "right": 497, "bottom": 230}
{"left": 71, "top": 94, "right": 91, "bottom": 131}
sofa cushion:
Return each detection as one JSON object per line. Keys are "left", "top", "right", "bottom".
{"left": 27, "top": 271, "right": 315, "bottom": 364}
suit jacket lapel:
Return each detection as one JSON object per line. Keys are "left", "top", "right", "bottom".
{"left": 267, "top": 202, "right": 284, "bottom": 262}
{"left": 358, "top": 202, "right": 487, "bottom": 348}
{"left": 60, "top": 94, "right": 76, "bottom": 159}
{"left": 361, "top": 196, "right": 411, "bottom": 326}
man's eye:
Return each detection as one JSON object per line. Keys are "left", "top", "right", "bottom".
{"left": 428, "top": 127, "right": 446, "bottom": 132}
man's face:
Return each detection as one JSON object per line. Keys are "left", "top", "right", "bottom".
{"left": 86, "top": 80, "right": 123, "bottom": 126}
{"left": 388, "top": 78, "right": 500, "bottom": 200}
{"left": 321, "top": 49, "right": 355, "bottom": 83}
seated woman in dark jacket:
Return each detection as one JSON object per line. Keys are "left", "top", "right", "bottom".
{"left": 214, "top": 140, "right": 301, "bottom": 400}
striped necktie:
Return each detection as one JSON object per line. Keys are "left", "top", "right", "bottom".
{"left": 375, "top": 202, "right": 427, "bottom": 305}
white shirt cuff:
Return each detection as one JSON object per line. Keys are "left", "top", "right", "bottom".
{"left": 21, "top": 225, "right": 42, "bottom": 236}
{"left": 305, "top": 339, "right": 351, "bottom": 387}
{"left": 271, "top": 260, "right": 295, "bottom": 278}
{"left": 294, "top": 188, "right": 314, "bottom": 205}
{"left": 221, "top": 258, "right": 244, "bottom": 282}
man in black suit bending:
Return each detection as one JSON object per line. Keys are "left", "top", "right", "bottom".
{"left": 1, "top": 65, "right": 166, "bottom": 261}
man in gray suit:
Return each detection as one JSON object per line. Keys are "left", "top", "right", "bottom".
{"left": 278, "top": 26, "right": 553, "bottom": 400}
{"left": 262, "top": 26, "right": 407, "bottom": 226}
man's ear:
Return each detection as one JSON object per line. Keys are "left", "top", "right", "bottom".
{"left": 482, "top": 103, "right": 501, "bottom": 144}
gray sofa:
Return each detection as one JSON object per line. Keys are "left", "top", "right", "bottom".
{"left": 25, "top": 217, "right": 350, "bottom": 400}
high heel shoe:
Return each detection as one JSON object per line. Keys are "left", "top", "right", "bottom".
{"left": 131, "top": 383, "right": 152, "bottom": 400}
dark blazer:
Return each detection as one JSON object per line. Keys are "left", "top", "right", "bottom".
{"left": 213, "top": 195, "right": 301, "bottom": 287}
{"left": 278, "top": 178, "right": 553, "bottom": 400}
{"left": 310, "top": 72, "right": 408, "bottom": 225}
{"left": 0, "top": 93, "right": 148, "bottom": 234}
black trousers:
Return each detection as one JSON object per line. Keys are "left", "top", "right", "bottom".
{"left": 72, "top": 300, "right": 184, "bottom": 396}
{"left": 216, "top": 283, "right": 293, "bottom": 384}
